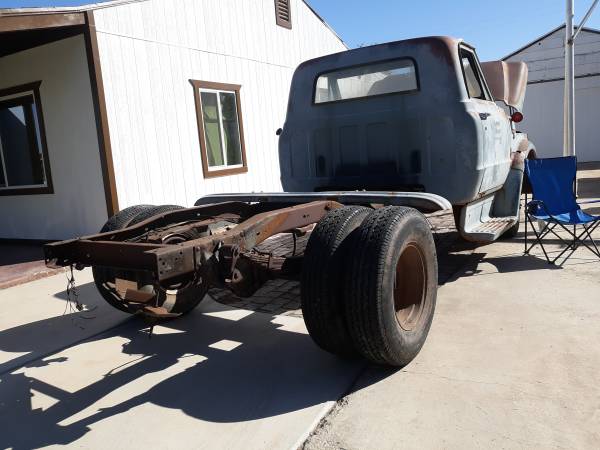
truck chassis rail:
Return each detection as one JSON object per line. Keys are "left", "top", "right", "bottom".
{"left": 45, "top": 200, "right": 340, "bottom": 282}
{"left": 44, "top": 191, "right": 447, "bottom": 366}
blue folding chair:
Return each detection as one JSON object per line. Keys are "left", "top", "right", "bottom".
{"left": 524, "top": 156, "right": 600, "bottom": 264}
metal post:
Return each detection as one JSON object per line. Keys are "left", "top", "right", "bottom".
{"left": 572, "top": 0, "right": 600, "bottom": 41}
{"left": 564, "top": 0, "right": 576, "bottom": 157}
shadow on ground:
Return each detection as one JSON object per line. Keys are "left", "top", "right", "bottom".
{"left": 0, "top": 299, "right": 361, "bottom": 449}
{"left": 433, "top": 228, "right": 580, "bottom": 284}
{"left": 0, "top": 281, "right": 112, "bottom": 373}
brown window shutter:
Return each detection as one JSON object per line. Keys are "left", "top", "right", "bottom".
{"left": 275, "top": 0, "right": 292, "bottom": 29}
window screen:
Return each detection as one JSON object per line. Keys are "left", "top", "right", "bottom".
{"left": 314, "top": 59, "right": 418, "bottom": 104}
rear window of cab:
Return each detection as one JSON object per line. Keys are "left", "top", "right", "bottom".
{"left": 314, "top": 58, "right": 418, "bottom": 104}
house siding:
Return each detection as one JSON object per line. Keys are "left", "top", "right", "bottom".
{"left": 0, "top": 36, "right": 107, "bottom": 240}
{"left": 92, "top": 0, "right": 347, "bottom": 209}
{"left": 506, "top": 27, "right": 600, "bottom": 162}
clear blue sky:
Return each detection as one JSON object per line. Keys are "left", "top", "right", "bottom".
{"left": 1, "top": 0, "right": 600, "bottom": 60}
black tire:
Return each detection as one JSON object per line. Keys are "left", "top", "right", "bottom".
{"left": 500, "top": 217, "right": 520, "bottom": 239}
{"left": 127, "top": 204, "right": 183, "bottom": 227}
{"left": 93, "top": 205, "right": 155, "bottom": 313}
{"left": 452, "top": 205, "right": 463, "bottom": 231}
{"left": 301, "top": 206, "right": 371, "bottom": 357}
{"left": 99, "top": 204, "right": 154, "bottom": 233}
{"left": 344, "top": 207, "right": 438, "bottom": 367}
{"left": 93, "top": 204, "right": 207, "bottom": 315}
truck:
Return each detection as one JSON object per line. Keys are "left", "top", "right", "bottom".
{"left": 45, "top": 36, "right": 535, "bottom": 367}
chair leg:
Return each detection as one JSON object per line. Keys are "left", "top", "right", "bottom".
{"left": 524, "top": 194, "right": 528, "bottom": 254}
{"left": 526, "top": 214, "right": 552, "bottom": 263}
{"left": 550, "top": 221, "right": 600, "bottom": 264}
{"left": 525, "top": 218, "right": 555, "bottom": 255}
{"left": 580, "top": 223, "right": 600, "bottom": 258}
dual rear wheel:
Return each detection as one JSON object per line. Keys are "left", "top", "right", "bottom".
{"left": 301, "top": 206, "right": 438, "bottom": 367}
{"left": 95, "top": 203, "right": 437, "bottom": 367}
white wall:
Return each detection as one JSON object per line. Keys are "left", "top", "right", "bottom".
{"left": 0, "top": 36, "right": 108, "bottom": 240}
{"left": 93, "top": 0, "right": 346, "bottom": 209}
{"left": 507, "top": 27, "right": 600, "bottom": 162}
{"left": 519, "top": 76, "right": 600, "bottom": 162}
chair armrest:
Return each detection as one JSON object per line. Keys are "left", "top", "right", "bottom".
{"left": 526, "top": 199, "right": 555, "bottom": 219}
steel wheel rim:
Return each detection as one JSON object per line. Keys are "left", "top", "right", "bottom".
{"left": 393, "top": 243, "right": 427, "bottom": 331}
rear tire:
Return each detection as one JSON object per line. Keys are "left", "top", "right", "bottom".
{"left": 93, "top": 204, "right": 207, "bottom": 315}
{"left": 100, "top": 204, "right": 154, "bottom": 233}
{"left": 344, "top": 207, "right": 437, "bottom": 367}
{"left": 126, "top": 204, "right": 183, "bottom": 227}
{"left": 301, "top": 206, "right": 371, "bottom": 357}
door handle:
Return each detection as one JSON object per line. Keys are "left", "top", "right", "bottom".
{"left": 479, "top": 112, "right": 491, "bottom": 120}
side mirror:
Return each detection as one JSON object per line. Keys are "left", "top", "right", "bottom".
{"left": 276, "top": 128, "right": 283, "bottom": 136}
{"left": 511, "top": 111, "right": 524, "bottom": 123}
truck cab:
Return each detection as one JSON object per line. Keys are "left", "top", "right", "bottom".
{"left": 279, "top": 36, "right": 535, "bottom": 242}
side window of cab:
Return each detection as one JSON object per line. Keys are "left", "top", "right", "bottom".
{"left": 459, "top": 47, "right": 492, "bottom": 101}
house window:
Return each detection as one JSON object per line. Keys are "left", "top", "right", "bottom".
{"left": 191, "top": 80, "right": 247, "bottom": 178}
{"left": 0, "top": 81, "right": 52, "bottom": 195}
{"left": 275, "top": 0, "right": 292, "bottom": 29}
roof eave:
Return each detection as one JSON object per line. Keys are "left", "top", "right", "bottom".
{"left": 503, "top": 23, "right": 600, "bottom": 60}
{"left": 0, "top": 12, "right": 86, "bottom": 33}
{"left": 0, "top": 0, "right": 148, "bottom": 16}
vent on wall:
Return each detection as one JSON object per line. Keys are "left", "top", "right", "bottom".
{"left": 275, "top": 0, "right": 292, "bottom": 29}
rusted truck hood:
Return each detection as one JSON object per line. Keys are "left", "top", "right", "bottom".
{"left": 481, "top": 60, "right": 528, "bottom": 112}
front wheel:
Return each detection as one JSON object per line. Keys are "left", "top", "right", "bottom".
{"left": 344, "top": 207, "right": 438, "bottom": 367}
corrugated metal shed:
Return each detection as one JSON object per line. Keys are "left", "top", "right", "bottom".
{"left": 504, "top": 25, "right": 600, "bottom": 162}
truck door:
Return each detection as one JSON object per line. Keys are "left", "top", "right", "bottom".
{"left": 459, "top": 46, "right": 511, "bottom": 194}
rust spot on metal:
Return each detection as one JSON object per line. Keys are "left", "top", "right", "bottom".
{"left": 415, "top": 36, "right": 458, "bottom": 66}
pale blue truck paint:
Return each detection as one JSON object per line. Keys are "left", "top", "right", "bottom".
{"left": 278, "top": 36, "right": 536, "bottom": 242}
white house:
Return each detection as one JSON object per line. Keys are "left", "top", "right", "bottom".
{"left": 504, "top": 24, "right": 600, "bottom": 163}
{"left": 0, "top": 0, "right": 346, "bottom": 240}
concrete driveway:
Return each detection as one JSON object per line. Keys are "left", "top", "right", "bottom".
{"left": 305, "top": 220, "right": 600, "bottom": 449}
{"left": 0, "top": 270, "right": 363, "bottom": 450}
{"left": 1, "top": 169, "right": 599, "bottom": 449}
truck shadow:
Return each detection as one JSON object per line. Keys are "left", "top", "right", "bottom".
{"left": 434, "top": 230, "right": 569, "bottom": 284}
{"left": 0, "top": 299, "right": 362, "bottom": 449}
{"left": 0, "top": 280, "right": 127, "bottom": 374}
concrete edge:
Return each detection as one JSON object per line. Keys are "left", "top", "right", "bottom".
{"left": 0, "top": 267, "right": 66, "bottom": 290}
{"left": 289, "top": 399, "right": 338, "bottom": 450}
